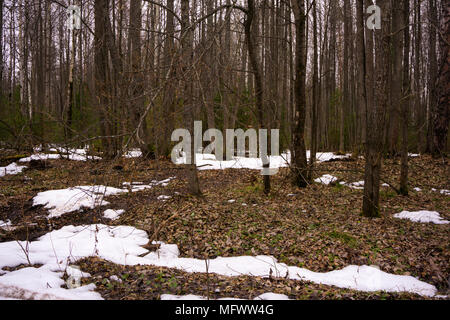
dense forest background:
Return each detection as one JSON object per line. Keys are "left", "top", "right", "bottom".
{"left": 0, "top": 0, "right": 448, "bottom": 213}
{"left": 0, "top": 0, "right": 448, "bottom": 155}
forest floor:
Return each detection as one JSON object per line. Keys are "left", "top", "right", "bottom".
{"left": 0, "top": 151, "right": 448, "bottom": 300}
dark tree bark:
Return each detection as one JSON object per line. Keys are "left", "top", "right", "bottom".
{"left": 0, "top": 0, "right": 3, "bottom": 98}
{"left": 432, "top": 0, "right": 450, "bottom": 157}
{"left": 129, "top": 0, "right": 152, "bottom": 158}
{"left": 356, "top": 0, "right": 367, "bottom": 149}
{"left": 341, "top": 0, "right": 351, "bottom": 153}
{"left": 400, "top": 0, "right": 410, "bottom": 195}
{"left": 388, "top": 0, "right": 403, "bottom": 155}
{"left": 426, "top": 0, "right": 438, "bottom": 154}
{"left": 363, "top": 0, "right": 391, "bottom": 218}
{"left": 181, "top": 0, "right": 201, "bottom": 195}
{"left": 309, "top": 0, "right": 318, "bottom": 169}
{"left": 415, "top": 0, "right": 425, "bottom": 153}
{"left": 291, "top": 0, "right": 308, "bottom": 188}
{"left": 245, "top": 0, "right": 270, "bottom": 194}
{"left": 94, "top": 0, "right": 114, "bottom": 158}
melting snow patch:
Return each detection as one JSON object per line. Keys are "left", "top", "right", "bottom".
{"left": 103, "top": 209, "right": 125, "bottom": 220}
{"left": 254, "top": 293, "right": 290, "bottom": 300}
{"left": 19, "top": 151, "right": 100, "bottom": 162}
{"left": 33, "top": 177, "right": 176, "bottom": 218}
{"left": 0, "top": 224, "right": 438, "bottom": 299}
{"left": 0, "top": 224, "right": 149, "bottom": 300}
{"left": 0, "top": 220, "right": 15, "bottom": 231}
{"left": 157, "top": 195, "right": 171, "bottom": 201}
{"left": 161, "top": 292, "right": 290, "bottom": 300}
{"left": 32, "top": 186, "right": 127, "bottom": 218}
{"left": 140, "top": 242, "right": 437, "bottom": 297}
{"left": 430, "top": 188, "right": 449, "bottom": 195}
{"left": 314, "top": 175, "right": 338, "bottom": 185}
{"left": 124, "top": 149, "right": 143, "bottom": 158}
{"left": 161, "top": 294, "right": 207, "bottom": 300}
{"left": 344, "top": 181, "right": 365, "bottom": 190}
{"left": 174, "top": 151, "right": 350, "bottom": 171}
{"left": 123, "top": 182, "right": 153, "bottom": 192}
{"left": 393, "top": 211, "right": 449, "bottom": 225}
{"left": 0, "top": 162, "right": 27, "bottom": 177}
{"left": 19, "top": 154, "right": 60, "bottom": 162}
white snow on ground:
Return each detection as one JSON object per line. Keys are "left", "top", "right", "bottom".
{"left": 0, "top": 162, "right": 27, "bottom": 177}
{"left": 19, "top": 151, "right": 100, "bottom": 162}
{"left": 0, "top": 220, "right": 16, "bottom": 231}
{"left": 0, "top": 224, "right": 149, "bottom": 300}
{"left": 157, "top": 195, "right": 171, "bottom": 201}
{"left": 0, "top": 224, "right": 438, "bottom": 299}
{"left": 161, "top": 292, "right": 290, "bottom": 300}
{"left": 32, "top": 186, "right": 127, "bottom": 218}
{"left": 344, "top": 181, "right": 365, "bottom": 190}
{"left": 439, "top": 189, "right": 450, "bottom": 196}
{"left": 141, "top": 242, "right": 437, "bottom": 297}
{"left": 393, "top": 211, "right": 449, "bottom": 225}
{"left": 122, "top": 181, "right": 153, "bottom": 192}
{"left": 314, "top": 174, "right": 338, "bottom": 185}
{"left": 314, "top": 177, "right": 394, "bottom": 191}
{"left": 33, "top": 177, "right": 176, "bottom": 218}
{"left": 18, "top": 154, "right": 60, "bottom": 162}
{"left": 124, "top": 149, "right": 143, "bottom": 158}
{"left": 123, "top": 177, "right": 176, "bottom": 192}
{"left": 254, "top": 293, "right": 291, "bottom": 300}
{"left": 414, "top": 187, "right": 422, "bottom": 192}
{"left": 174, "top": 151, "right": 350, "bottom": 171}
{"left": 103, "top": 209, "right": 125, "bottom": 220}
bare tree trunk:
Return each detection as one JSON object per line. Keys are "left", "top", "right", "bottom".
{"left": 95, "top": 0, "right": 114, "bottom": 157}
{"left": 129, "top": 0, "right": 153, "bottom": 158}
{"left": 388, "top": 0, "right": 403, "bottom": 156}
{"left": 400, "top": 0, "right": 410, "bottom": 195}
{"left": 66, "top": 10, "right": 76, "bottom": 140}
{"left": 356, "top": 0, "right": 367, "bottom": 150}
{"left": 426, "top": 0, "right": 438, "bottom": 154}
{"left": 246, "top": 0, "right": 270, "bottom": 194}
{"left": 363, "top": 0, "right": 390, "bottom": 218}
{"left": 340, "top": 0, "right": 351, "bottom": 153}
{"left": 160, "top": 0, "right": 176, "bottom": 158}
{"left": 415, "top": 0, "right": 425, "bottom": 153}
{"left": 309, "top": 0, "right": 318, "bottom": 168}
{"left": 432, "top": 0, "right": 450, "bottom": 157}
{"left": 181, "top": 0, "right": 201, "bottom": 195}
{"left": 0, "top": 0, "right": 3, "bottom": 98}
{"left": 291, "top": 0, "right": 308, "bottom": 188}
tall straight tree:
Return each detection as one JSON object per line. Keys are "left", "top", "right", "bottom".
{"left": 309, "top": 0, "right": 319, "bottom": 168}
{"left": 129, "top": 0, "right": 152, "bottom": 158}
{"left": 363, "top": 0, "right": 391, "bottom": 217}
{"left": 245, "top": 0, "right": 270, "bottom": 194}
{"left": 356, "top": 0, "right": 367, "bottom": 149}
{"left": 388, "top": 0, "right": 403, "bottom": 155}
{"left": 0, "top": 0, "right": 3, "bottom": 98}
{"left": 426, "top": 0, "right": 438, "bottom": 154}
{"left": 400, "top": 0, "right": 410, "bottom": 195}
{"left": 433, "top": 0, "right": 450, "bottom": 157}
{"left": 291, "top": 0, "right": 308, "bottom": 188}
{"left": 415, "top": 0, "right": 425, "bottom": 152}
{"left": 181, "top": 0, "right": 201, "bottom": 195}
{"left": 94, "top": 0, "right": 114, "bottom": 157}
{"left": 341, "top": 0, "right": 351, "bottom": 153}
